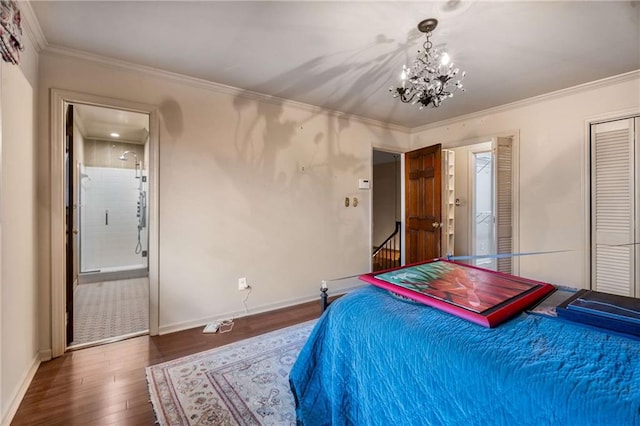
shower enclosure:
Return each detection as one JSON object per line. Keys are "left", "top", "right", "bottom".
{"left": 79, "top": 151, "right": 148, "bottom": 282}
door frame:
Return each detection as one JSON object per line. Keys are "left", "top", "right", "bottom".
{"left": 50, "top": 89, "right": 160, "bottom": 357}
{"left": 0, "top": 63, "right": 3, "bottom": 406}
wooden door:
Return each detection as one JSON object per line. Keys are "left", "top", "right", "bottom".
{"left": 405, "top": 144, "right": 442, "bottom": 263}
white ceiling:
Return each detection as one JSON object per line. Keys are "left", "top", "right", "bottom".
{"left": 31, "top": 1, "right": 640, "bottom": 129}
{"left": 74, "top": 104, "right": 149, "bottom": 144}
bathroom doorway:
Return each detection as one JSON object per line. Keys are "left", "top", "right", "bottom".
{"left": 66, "top": 102, "right": 151, "bottom": 348}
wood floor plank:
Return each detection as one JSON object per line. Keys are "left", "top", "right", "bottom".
{"left": 11, "top": 297, "right": 331, "bottom": 425}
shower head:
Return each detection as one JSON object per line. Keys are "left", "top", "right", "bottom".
{"left": 119, "top": 150, "right": 142, "bottom": 179}
{"left": 119, "top": 151, "right": 139, "bottom": 162}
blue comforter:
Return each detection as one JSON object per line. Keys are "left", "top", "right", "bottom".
{"left": 289, "top": 286, "right": 640, "bottom": 425}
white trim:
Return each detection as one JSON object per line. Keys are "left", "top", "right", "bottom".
{"left": 0, "top": 60, "right": 3, "bottom": 420}
{"left": 42, "top": 45, "right": 410, "bottom": 134}
{"left": 582, "top": 108, "right": 640, "bottom": 290}
{"left": 400, "top": 153, "right": 406, "bottom": 265}
{"left": 159, "top": 284, "right": 365, "bottom": 335}
{"left": 636, "top": 117, "right": 639, "bottom": 298}
{"left": 17, "top": 1, "right": 48, "bottom": 53}
{"left": 412, "top": 70, "right": 640, "bottom": 134}
{"left": 39, "top": 349, "right": 52, "bottom": 362}
{"left": 370, "top": 146, "right": 403, "bottom": 272}
{"left": 50, "top": 91, "right": 65, "bottom": 358}
{"left": 50, "top": 89, "right": 160, "bottom": 357}
{"left": 369, "top": 148, "right": 374, "bottom": 273}
{"left": 511, "top": 131, "right": 521, "bottom": 276}
{"left": 0, "top": 353, "right": 40, "bottom": 426}
{"left": 148, "top": 109, "right": 160, "bottom": 336}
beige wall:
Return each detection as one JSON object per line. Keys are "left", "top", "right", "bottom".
{"left": 412, "top": 73, "right": 640, "bottom": 288}
{"left": 37, "top": 51, "right": 410, "bottom": 349}
{"left": 372, "top": 160, "right": 400, "bottom": 247}
{"left": 1, "top": 37, "right": 40, "bottom": 423}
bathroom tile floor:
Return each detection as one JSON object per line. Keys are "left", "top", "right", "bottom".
{"left": 72, "top": 277, "right": 149, "bottom": 346}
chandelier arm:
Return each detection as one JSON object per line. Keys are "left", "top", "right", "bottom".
{"left": 399, "top": 90, "right": 420, "bottom": 104}
{"left": 414, "top": 56, "right": 430, "bottom": 67}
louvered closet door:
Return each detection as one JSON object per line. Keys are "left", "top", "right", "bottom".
{"left": 494, "top": 137, "right": 513, "bottom": 274}
{"left": 591, "top": 118, "right": 636, "bottom": 296}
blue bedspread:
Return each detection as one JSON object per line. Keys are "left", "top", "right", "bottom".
{"left": 289, "top": 286, "right": 640, "bottom": 425}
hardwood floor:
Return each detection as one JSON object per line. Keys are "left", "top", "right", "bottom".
{"left": 12, "top": 299, "right": 327, "bottom": 425}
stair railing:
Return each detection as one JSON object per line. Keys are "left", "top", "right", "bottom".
{"left": 372, "top": 221, "right": 401, "bottom": 271}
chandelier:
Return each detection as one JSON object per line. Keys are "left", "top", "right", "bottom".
{"left": 390, "top": 18, "right": 465, "bottom": 109}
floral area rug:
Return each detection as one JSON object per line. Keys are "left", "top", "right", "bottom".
{"left": 146, "top": 320, "right": 316, "bottom": 425}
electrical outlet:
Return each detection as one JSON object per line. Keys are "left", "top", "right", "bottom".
{"left": 238, "top": 277, "right": 249, "bottom": 290}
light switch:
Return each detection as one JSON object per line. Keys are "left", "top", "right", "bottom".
{"left": 358, "top": 179, "right": 370, "bottom": 189}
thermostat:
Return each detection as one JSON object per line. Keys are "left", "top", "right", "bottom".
{"left": 358, "top": 179, "right": 370, "bottom": 189}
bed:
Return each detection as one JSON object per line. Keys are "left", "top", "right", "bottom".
{"left": 289, "top": 285, "right": 640, "bottom": 425}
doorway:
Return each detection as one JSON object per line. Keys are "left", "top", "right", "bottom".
{"left": 471, "top": 146, "right": 496, "bottom": 270}
{"left": 67, "top": 103, "right": 151, "bottom": 348}
{"left": 449, "top": 137, "right": 515, "bottom": 273}
{"left": 51, "top": 90, "right": 159, "bottom": 357}
{"left": 372, "top": 150, "right": 401, "bottom": 271}
{"left": 372, "top": 136, "right": 519, "bottom": 275}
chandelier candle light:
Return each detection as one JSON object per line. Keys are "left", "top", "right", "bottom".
{"left": 390, "top": 18, "right": 465, "bottom": 109}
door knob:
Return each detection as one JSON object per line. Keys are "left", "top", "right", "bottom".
{"left": 72, "top": 229, "right": 79, "bottom": 235}
{"left": 432, "top": 222, "right": 441, "bottom": 229}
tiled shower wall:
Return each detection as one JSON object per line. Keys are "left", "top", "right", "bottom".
{"left": 80, "top": 166, "right": 148, "bottom": 272}
{"left": 83, "top": 139, "right": 145, "bottom": 169}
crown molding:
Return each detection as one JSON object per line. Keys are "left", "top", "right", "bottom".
{"left": 42, "top": 44, "right": 411, "bottom": 134}
{"left": 19, "top": 1, "right": 48, "bottom": 52}
{"left": 411, "top": 69, "right": 640, "bottom": 134}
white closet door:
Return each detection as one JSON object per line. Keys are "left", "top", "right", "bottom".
{"left": 494, "top": 137, "right": 513, "bottom": 274}
{"left": 636, "top": 117, "right": 640, "bottom": 298}
{"left": 591, "top": 118, "right": 635, "bottom": 296}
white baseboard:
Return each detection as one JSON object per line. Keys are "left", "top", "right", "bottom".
{"left": 1, "top": 353, "right": 41, "bottom": 426}
{"left": 158, "top": 283, "right": 365, "bottom": 335}
{"left": 39, "top": 349, "right": 52, "bottom": 362}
